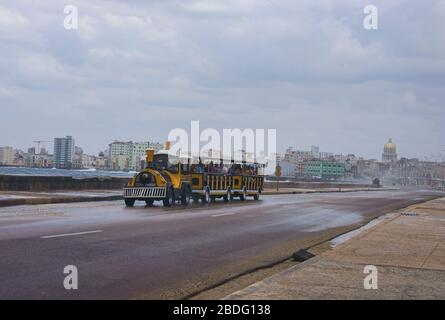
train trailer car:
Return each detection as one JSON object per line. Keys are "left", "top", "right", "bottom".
{"left": 190, "top": 173, "right": 263, "bottom": 203}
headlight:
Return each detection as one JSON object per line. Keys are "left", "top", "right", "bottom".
{"left": 139, "top": 172, "right": 152, "bottom": 185}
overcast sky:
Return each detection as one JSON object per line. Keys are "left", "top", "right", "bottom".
{"left": 0, "top": 0, "right": 444, "bottom": 159}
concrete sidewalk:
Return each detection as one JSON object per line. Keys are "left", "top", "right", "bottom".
{"left": 225, "top": 197, "right": 445, "bottom": 299}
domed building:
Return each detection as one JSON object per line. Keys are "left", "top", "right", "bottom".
{"left": 382, "top": 138, "right": 397, "bottom": 162}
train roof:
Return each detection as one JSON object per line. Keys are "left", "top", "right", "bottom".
{"left": 154, "top": 150, "right": 267, "bottom": 166}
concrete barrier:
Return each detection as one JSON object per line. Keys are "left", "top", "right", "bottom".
{"left": 0, "top": 195, "right": 123, "bottom": 207}
{"left": 0, "top": 175, "right": 129, "bottom": 191}
{"left": 0, "top": 175, "right": 376, "bottom": 192}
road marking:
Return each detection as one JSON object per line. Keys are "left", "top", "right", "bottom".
{"left": 212, "top": 212, "right": 237, "bottom": 217}
{"left": 40, "top": 230, "right": 103, "bottom": 239}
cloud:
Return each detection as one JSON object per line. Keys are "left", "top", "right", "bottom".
{"left": 0, "top": 5, "right": 28, "bottom": 28}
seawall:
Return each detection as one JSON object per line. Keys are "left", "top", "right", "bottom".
{"left": 0, "top": 175, "right": 375, "bottom": 192}
{"left": 0, "top": 175, "right": 129, "bottom": 191}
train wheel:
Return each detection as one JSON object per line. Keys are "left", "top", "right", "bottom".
{"left": 192, "top": 193, "right": 201, "bottom": 203}
{"left": 239, "top": 188, "right": 247, "bottom": 201}
{"left": 125, "top": 199, "right": 135, "bottom": 207}
{"left": 181, "top": 187, "right": 191, "bottom": 205}
{"left": 163, "top": 188, "right": 174, "bottom": 207}
{"left": 145, "top": 199, "right": 154, "bottom": 207}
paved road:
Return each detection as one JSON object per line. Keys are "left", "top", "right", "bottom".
{"left": 0, "top": 189, "right": 443, "bottom": 299}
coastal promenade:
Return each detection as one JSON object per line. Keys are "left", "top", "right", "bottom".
{"left": 226, "top": 196, "right": 445, "bottom": 300}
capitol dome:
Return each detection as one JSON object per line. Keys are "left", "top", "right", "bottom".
{"left": 384, "top": 138, "right": 396, "bottom": 151}
{"left": 382, "top": 138, "right": 397, "bottom": 162}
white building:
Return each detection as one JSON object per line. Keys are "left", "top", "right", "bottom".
{"left": 82, "top": 154, "right": 96, "bottom": 169}
{"left": 0, "top": 146, "right": 15, "bottom": 165}
{"left": 109, "top": 141, "right": 132, "bottom": 158}
{"left": 129, "top": 142, "right": 150, "bottom": 171}
{"left": 109, "top": 141, "right": 163, "bottom": 171}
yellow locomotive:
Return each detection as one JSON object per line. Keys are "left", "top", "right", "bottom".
{"left": 123, "top": 148, "right": 264, "bottom": 207}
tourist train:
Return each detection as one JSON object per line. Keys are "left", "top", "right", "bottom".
{"left": 123, "top": 147, "right": 265, "bottom": 207}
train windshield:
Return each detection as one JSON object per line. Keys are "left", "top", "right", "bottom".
{"left": 149, "top": 154, "right": 168, "bottom": 170}
{"left": 148, "top": 154, "right": 182, "bottom": 172}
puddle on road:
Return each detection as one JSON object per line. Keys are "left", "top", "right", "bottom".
{"left": 296, "top": 209, "right": 363, "bottom": 232}
{"left": 247, "top": 205, "right": 364, "bottom": 234}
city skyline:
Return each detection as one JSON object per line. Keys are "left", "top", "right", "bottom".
{"left": 2, "top": 135, "right": 444, "bottom": 163}
{"left": 2, "top": 135, "right": 444, "bottom": 164}
{"left": 1, "top": 135, "right": 444, "bottom": 189}
{"left": 1, "top": 1, "right": 444, "bottom": 160}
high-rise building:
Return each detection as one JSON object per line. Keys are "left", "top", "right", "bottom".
{"left": 53, "top": 136, "right": 75, "bottom": 169}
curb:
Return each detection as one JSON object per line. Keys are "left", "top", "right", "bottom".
{"left": 261, "top": 188, "right": 390, "bottom": 195}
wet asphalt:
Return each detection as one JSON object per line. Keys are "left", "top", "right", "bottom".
{"left": 0, "top": 189, "right": 443, "bottom": 299}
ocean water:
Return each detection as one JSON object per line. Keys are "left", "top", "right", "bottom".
{"left": 0, "top": 167, "right": 136, "bottom": 179}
